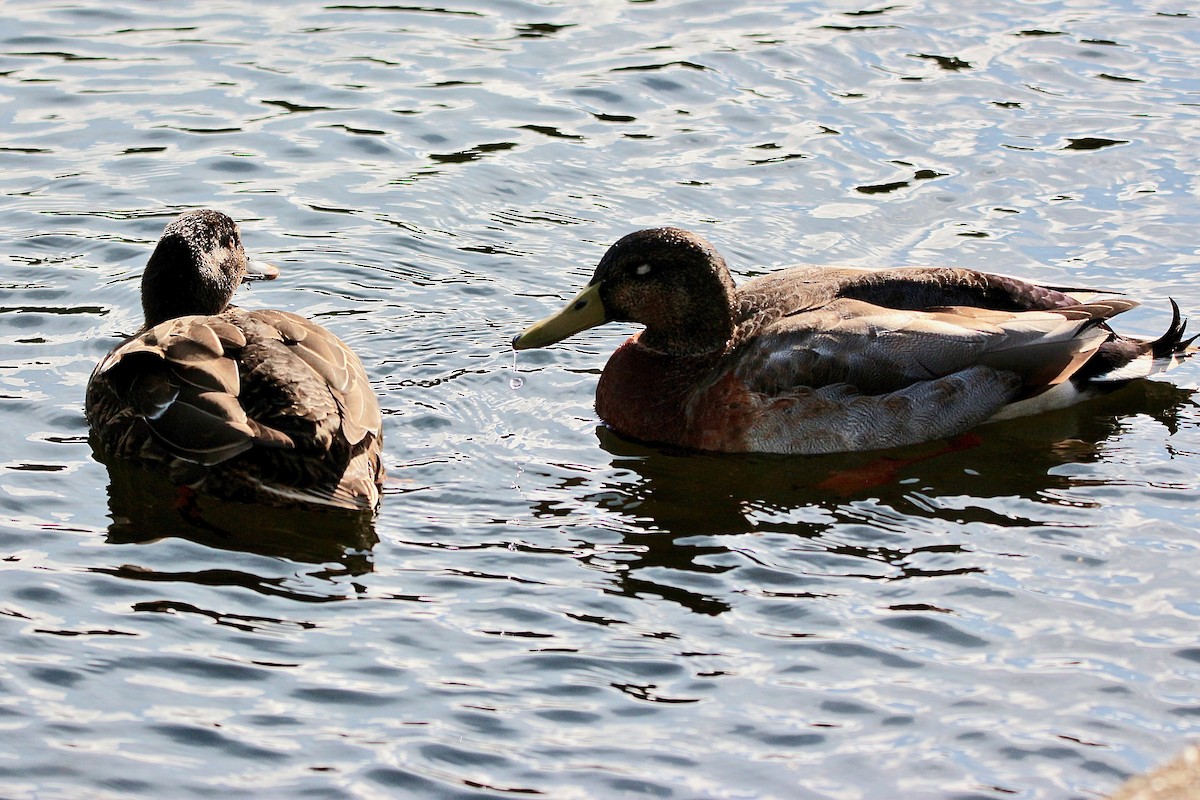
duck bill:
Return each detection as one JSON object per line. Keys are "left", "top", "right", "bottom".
{"left": 512, "top": 283, "right": 607, "bottom": 350}
{"left": 245, "top": 259, "right": 280, "bottom": 281}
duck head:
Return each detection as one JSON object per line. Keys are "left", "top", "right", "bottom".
{"left": 513, "top": 227, "right": 737, "bottom": 356}
{"left": 140, "top": 209, "right": 279, "bottom": 327}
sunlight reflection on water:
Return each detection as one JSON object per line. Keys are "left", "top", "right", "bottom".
{"left": 0, "top": 1, "right": 1198, "bottom": 798}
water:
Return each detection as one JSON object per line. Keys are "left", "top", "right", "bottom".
{"left": 1, "top": 1, "right": 1198, "bottom": 797}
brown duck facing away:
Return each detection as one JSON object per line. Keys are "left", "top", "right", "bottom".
{"left": 1107, "top": 744, "right": 1200, "bottom": 800}
{"left": 514, "top": 227, "right": 1196, "bottom": 454}
{"left": 86, "top": 209, "right": 384, "bottom": 511}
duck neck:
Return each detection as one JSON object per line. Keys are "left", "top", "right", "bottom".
{"left": 639, "top": 280, "right": 736, "bottom": 357}
{"left": 633, "top": 260, "right": 734, "bottom": 357}
{"left": 140, "top": 236, "right": 236, "bottom": 327}
{"left": 640, "top": 310, "right": 734, "bottom": 356}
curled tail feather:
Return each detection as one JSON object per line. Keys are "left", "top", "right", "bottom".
{"left": 1089, "top": 299, "right": 1197, "bottom": 383}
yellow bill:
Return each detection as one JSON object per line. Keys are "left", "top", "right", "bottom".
{"left": 512, "top": 282, "right": 607, "bottom": 350}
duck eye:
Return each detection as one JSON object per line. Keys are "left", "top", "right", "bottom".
{"left": 634, "top": 263, "right": 652, "bottom": 277}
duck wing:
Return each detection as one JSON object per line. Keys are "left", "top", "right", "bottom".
{"left": 708, "top": 295, "right": 1136, "bottom": 454}
{"left": 247, "top": 310, "right": 382, "bottom": 446}
{"left": 87, "top": 309, "right": 383, "bottom": 510}
{"left": 733, "top": 297, "right": 1134, "bottom": 396}
{"left": 226, "top": 309, "right": 383, "bottom": 508}
{"left": 89, "top": 315, "right": 291, "bottom": 467}
{"left": 732, "top": 265, "right": 1105, "bottom": 332}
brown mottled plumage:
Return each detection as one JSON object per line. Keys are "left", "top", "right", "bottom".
{"left": 86, "top": 210, "right": 384, "bottom": 510}
{"left": 513, "top": 227, "right": 1195, "bottom": 454}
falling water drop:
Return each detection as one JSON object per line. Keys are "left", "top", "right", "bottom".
{"left": 509, "top": 349, "right": 524, "bottom": 390}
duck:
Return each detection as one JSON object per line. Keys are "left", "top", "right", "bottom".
{"left": 86, "top": 209, "right": 385, "bottom": 511}
{"left": 513, "top": 227, "right": 1196, "bottom": 454}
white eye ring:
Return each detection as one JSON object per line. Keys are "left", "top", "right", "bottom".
{"left": 635, "top": 263, "right": 652, "bottom": 276}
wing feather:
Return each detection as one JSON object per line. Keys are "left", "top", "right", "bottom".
{"left": 733, "top": 297, "right": 1133, "bottom": 396}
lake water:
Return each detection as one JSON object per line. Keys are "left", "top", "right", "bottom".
{"left": 1, "top": 1, "right": 1198, "bottom": 797}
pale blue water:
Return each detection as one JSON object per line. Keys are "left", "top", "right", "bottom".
{"left": 1, "top": 1, "right": 1198, "bottom": 797}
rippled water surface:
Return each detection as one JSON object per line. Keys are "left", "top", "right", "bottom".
{"left": 2, "top": 1, "right": 1199, "bottom": 797}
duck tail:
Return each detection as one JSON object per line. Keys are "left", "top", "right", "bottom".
{"left": 1084, "top": 299, "right": 1198, "bottom": 384}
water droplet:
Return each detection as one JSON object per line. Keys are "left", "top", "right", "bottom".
{"left": 509, "top": 350, "right": 524, "bottom": 390}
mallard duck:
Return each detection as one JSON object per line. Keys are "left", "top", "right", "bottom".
{"left": 513, "top": 227, "right": 1196, "bottom": 454}
{"left": 86, "top": 209, "right": 384, "bottom": 510}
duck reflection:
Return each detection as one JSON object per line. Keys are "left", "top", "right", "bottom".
{"left": 98, "top": 454, "right": 378, "bottom": 574}
{"left": 598, "top": 380, "right": 1195, "bottom": 522}
{"left": 535, "top": 381, "right": 1195, "bottom": 614}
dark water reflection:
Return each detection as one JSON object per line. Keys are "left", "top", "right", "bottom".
{"left": 99, "top": 456, "right": 379, "bottom": 572}
{"left": 595, "top": 380, "right": 1197, "bottom": 527}
{"left": 524, "top": 382, "right": 1196, "bottom": 617}
{"left": 2, "top": 0, "right": 1199, "bottom": 798}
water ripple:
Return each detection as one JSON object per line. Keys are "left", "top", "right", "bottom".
{"left": 0, "top": 1, "right": 1198, "bottom": 798}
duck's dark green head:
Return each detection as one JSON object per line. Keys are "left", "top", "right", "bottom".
{"left": 512, "top": 227, "right": 737, "bottom": 356}
{"left": 141, "top": 209, "right": 279, "bottom": 328}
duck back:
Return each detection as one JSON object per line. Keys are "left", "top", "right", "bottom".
{"left": 87, "top": 307, "right": 383, "bottom": 511}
